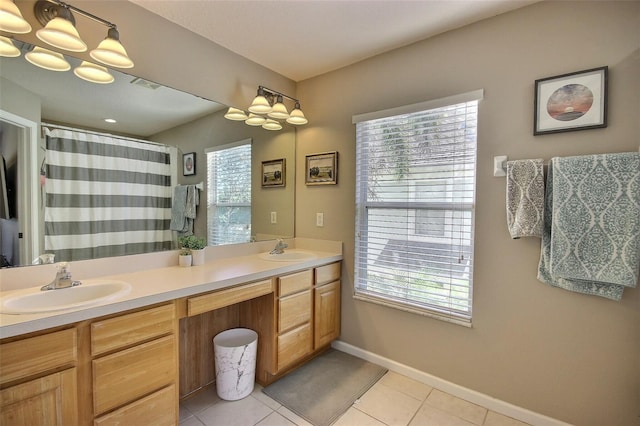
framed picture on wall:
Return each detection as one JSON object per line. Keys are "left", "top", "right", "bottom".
{"left": 262, "top": 158, "right": 286, "bottom": 187}
{"left": 183, "top": 152, "right": 196, "bottom": 176}
{"left": 305, "top": 151, "right": 338, "bottom": 185}
{"left": 534, "top": 66, "right": 608, "bottom": 135}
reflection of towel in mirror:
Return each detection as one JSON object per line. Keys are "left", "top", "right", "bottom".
{"left": 185, "top": 185, "right": 199, "bottom": 219}
{"left": 171, "top": 185, "right": 199, "bottom": 235}
{"left": 506, "top": 159, "right": 544, "bottom": 239}
{"left": 170, "top": 185, "right": 191, "bottom": 235}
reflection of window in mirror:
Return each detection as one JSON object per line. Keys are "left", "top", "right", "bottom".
{"left": 206, "top": 140, "right": 252, "bottom": 245}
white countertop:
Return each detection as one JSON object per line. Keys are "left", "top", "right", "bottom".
{"left": 0, "top": 239, "right": 342, "bottom": 339}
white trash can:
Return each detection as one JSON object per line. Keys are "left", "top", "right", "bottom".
{"left": 213, "top": 328, "right": 258, "bottom": 400}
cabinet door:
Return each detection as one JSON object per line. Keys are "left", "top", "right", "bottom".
{"left": 314, "top": 281, "right": 341, "bottom": 349}
{"left": 0, "top": 368, "right": 77, "bottom": 426}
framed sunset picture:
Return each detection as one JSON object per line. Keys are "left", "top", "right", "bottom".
{"left": 534, "top": 66, "right": 608, "bottom": 135}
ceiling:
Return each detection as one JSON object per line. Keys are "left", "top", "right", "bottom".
{"left": 130, "top": 0, "right": 539, "bottom": 82}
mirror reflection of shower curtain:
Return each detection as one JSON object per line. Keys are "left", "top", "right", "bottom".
{"left": 43, "top": 128, "right": 173, "bottom": 262}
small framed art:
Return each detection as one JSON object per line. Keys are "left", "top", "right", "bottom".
{"left": 305, "top": 151, "right": 338, "bottom": 185}
{"left": 183, "top": 152, "right": 196, "bottom": 176}
{"left": 262, "top": 158, "right": 286, "bottom": 187}
{"left": 534, "top": 66, "right": 608, "bottom": 135}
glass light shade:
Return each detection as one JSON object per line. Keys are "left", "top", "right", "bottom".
{"left": 248, "top": 95, "right": 272, "bottom": 114}
{"left": 90, "top": 37, "right": 134, "bottom": 69}
{"left": 262, "top": 119, "right": 282, "bottom": 131}
{"left": 0, "top": 35, "right": 20, "bottom": 57}
{"left": 74, "top": 61, "right": 114, "bottom": 84}
{"left": 37, "top": 16, "right": 87, "bottom": 52}
{"left": 0, "top": 0, "right": 32, "bottom": 33}
{"left": 224, "top": 107, "right": 248, "bottom": 121}
{"left": 25, "top": 46, "right": 70, "bottom": 71}
{"left": 268, "top": 100, "right": 289, "bottom": 120}
{"left": 245, "top": 113, "right": 266, "bottom": 126}
{"left": 286, "top": 108, "right": 308, "bottom": 125}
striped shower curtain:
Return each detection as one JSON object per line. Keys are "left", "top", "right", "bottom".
{"left": 44, "top": 128, "right": 173, "bottom": 261}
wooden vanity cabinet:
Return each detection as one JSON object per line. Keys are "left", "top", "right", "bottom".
{"left": 0, "top": 328, "right": 79, "bottom": 426}
{"left": 275, "top": 270, "right": 313, "bottom": 371}
{"left": 90, "top": 303, "right": 178, "bottom": 425}
{"left": 314, "top": 262, "right": 341, "bottom": 349}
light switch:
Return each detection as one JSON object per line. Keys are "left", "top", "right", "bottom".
{"left": 316, "top": 212, "right": 324, "bottom": 227}
{"left": 270, "top": 211, "right": 277, "bottom": 224}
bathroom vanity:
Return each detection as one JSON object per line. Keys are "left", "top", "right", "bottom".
{"left": 0, "top": 239, "right": 342, "bottom": 426}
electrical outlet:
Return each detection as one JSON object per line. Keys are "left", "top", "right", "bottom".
{"left": 316, "top": 212, "right": 324, "bottom": 227}
{"left": 270, "top": 211, "right": 277, "bottom": 224}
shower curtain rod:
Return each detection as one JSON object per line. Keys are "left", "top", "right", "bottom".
{"left": 41, "top": 122, "right": 177, "bottom": 150}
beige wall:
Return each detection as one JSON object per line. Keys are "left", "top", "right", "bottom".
{"left": 295, "top": 2, "right": 640, "bottom": 425}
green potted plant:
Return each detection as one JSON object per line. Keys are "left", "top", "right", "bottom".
{"left": 179, "top": 235, "right": 207, "bottom": 266}
{"left": 178, "top": 248, "right": 192, "bottom": 267}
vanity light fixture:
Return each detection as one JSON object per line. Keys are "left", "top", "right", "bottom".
{"left": 248, "top": 87, "right": 272, "bottom": 114}
{"left": 35, "top": 3, "right": 87, "bottom": 52}
{"left": 25, "top": 45, "right": 70, "bottom": 71}
{"left": 224, "top": 107, "right": 248, "bottom": 121}
{"left": 0, "top": 0, "right": 32, "bottom": 34}
{"left": 73, "top": 60, "right": 114, "bottom": 84}
{"left": 262, "top": 119, "right": 282, "bottom": 131}
{"left": 286, "top": 101, "right": 308, "bottom": 125}
{"left": 245, "top": 113, "right": 267, "bottom": 126}
{"left": 0, "top": 35, "right": 20, "bottom": 57}
{"left": 225, "top": 86, "right": 308, "bottom": 130}
{"left": 90, "top": 27, "right": 134, "bottom": 69}
{"left": 268, "top": 95, "right": 289, "bottom": 120}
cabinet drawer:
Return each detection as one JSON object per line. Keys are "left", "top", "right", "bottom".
{"left": 93, "top": 335, "right": 176, "bottom": 415}
{"left": 277, "top": 323, "right": 311, "bottom": 370}
{"left": 315, "top": 262, "right": 341, "bottom": 286}
{"left": 91, "top": 304, "right": 174, "bottom": 356}
{"left": 0, "top": 328, "right": 76, "bottom": 386}
{"left": 278, "top": 290, "right": 311, "bottom": 333}
{"left": 94, "top": 384, "right": 176, "bottom": 426}
{"left": 188, "top": 279, "right": 273, "bottom": 316}
{"left": 278, "top": 270, "right": 312, "bottom": 297}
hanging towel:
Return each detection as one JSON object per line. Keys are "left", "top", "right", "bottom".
{"left": 184, "top": 185, "right": 199, "bottom": 219}
{"left": 170, "top": 185, "right": 192, "bottom": 235}
{"left": 506, "top": 159, "right": 545, "bottom": 239}
{"left": 538, "top": 153, "right": 640, "bottom": 300}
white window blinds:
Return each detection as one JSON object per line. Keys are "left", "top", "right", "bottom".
{"left": 354, "top": 91, "right": 481, "bottom": 325}
{"left": 206, "top": 140, "right": 251, "bottom": 245}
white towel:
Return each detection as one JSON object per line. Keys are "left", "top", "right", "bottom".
{"left": 506, "top": 159, "right": 544, "bottom": 239}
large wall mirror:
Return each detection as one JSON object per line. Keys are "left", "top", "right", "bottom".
{"left": 0, "top": 40, "right": 295, "bottom": 268}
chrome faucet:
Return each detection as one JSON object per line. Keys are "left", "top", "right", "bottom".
{"left": 269, "top": 238, "right": 288, "bottom": 255}
{"left": 41, "top": 262, "right": 82, "bottom": 291}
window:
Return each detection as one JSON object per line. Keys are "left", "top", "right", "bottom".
{"left": 206, "top": 139, "right": 251, "bottom": 245}
{"left": 353, "top": 90, "right": 482, "bottom": 325}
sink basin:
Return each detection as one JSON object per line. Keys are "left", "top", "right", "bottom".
{"left": 259, "top": 250, "right": 317, "bottom": 262}
{"left": 0, "top": 280, "right": 131, "bottom": 315}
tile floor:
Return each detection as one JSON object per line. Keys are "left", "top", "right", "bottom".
{"left": 179, "top": 369, "right": 531, "bottom": 426}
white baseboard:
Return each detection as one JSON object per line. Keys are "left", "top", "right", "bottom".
{"left": 331, "top": 340, "right": 571, "bottom": 426}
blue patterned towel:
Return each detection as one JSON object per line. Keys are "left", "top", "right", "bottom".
{"left": 538, "top": 153, "right": 640, "bottom": 300}
{"left": 506, "top": 159, "right": 545, "bottom": 239}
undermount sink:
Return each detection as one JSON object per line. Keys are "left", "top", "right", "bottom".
{"left": 259, "top": 250, "right": 317, "bottom": 262}
{"left": 0, "top": 280, "right": 131, "bottom": 315}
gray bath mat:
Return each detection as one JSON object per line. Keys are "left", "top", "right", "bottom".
{"left": 262, "top": 349, "right": 387, "bottom": 426}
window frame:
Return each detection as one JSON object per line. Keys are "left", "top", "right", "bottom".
{"left": 352, "top": 90, "right": 482, "bottom": 326}
{"left": 205, "top": 139, "right": 252, "bottom": 246}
